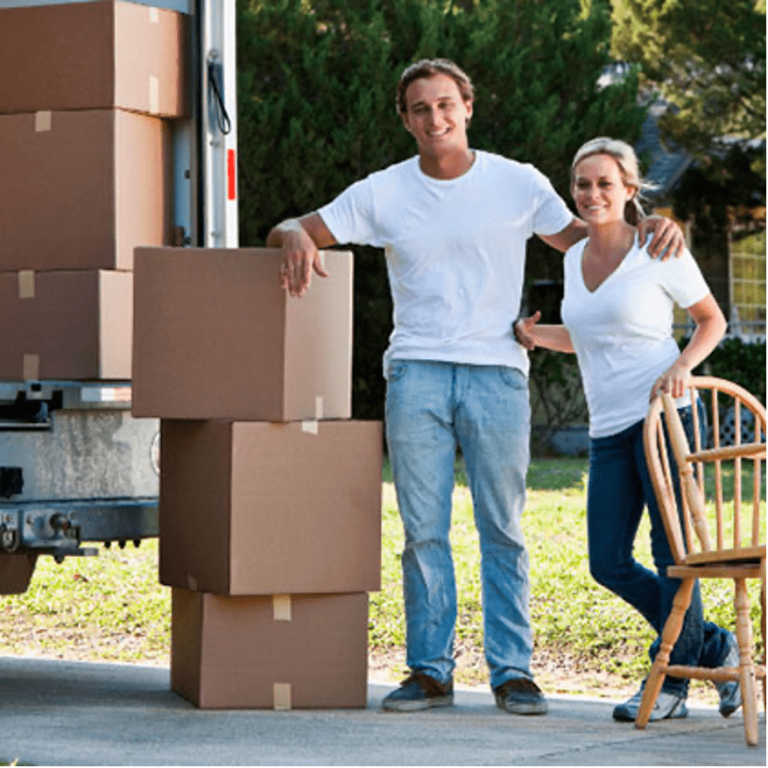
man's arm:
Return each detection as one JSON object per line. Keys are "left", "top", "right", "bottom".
{"left": 537, "top": 216, "right": 686, "bottom": 259}
{"left": 266, "top": 213, "right": 338, "bottom": 297}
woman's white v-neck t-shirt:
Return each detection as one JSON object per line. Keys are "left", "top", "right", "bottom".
{"left": 561, "top": 233, "right": 711, "bottom": 439}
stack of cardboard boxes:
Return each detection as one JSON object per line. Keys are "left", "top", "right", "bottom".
{"left": 0, "top": 0, "right": 187, "bottom": 381}
{"left": 4, "top": 0, "right": 383, "bottom": 711}
{"left": 131, "top": 247, "right": 384, "bottom": 709}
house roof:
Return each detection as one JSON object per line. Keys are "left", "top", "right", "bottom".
{"left": 597, "top": 65, "right": 693, "bottom": 201}
{"left": 635, "top": 101, "right": 693, "bottom": 201}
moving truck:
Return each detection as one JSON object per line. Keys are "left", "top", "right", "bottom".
{"left": 0, "top": 0, "right": 239, "bottom": 592}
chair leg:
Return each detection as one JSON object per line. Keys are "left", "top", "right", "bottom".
{"left": 636, "top": 578, "right": 695, "bottom": 729}
{"left": 761, "top": 558, "right": 765, "bottom": 712}
{"left": 735, "top": 578, "right": 758, "bottom": 747}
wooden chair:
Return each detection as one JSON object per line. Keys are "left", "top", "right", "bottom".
{"left": 639, "top": 376, "right": 766, "bottom": 745}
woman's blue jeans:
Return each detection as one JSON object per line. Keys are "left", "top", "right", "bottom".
{"left": 385, "top": 360, "right": 533, "bottom": 690}
{"left": 587, "top": 404, "right": 730, "bottom": 694}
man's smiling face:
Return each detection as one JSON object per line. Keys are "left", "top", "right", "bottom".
{"left": 401, "top": 73, "right": 473, "bottom": 160}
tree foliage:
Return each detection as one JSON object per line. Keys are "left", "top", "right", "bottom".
{"left": 672, "top": 143, "right": 766, "bottom": 232}
{"left": 236, "top": 0, "right": 646, "bottom": 419}
{"left": 610, "top": 0, "right": 766, "bottom": 160}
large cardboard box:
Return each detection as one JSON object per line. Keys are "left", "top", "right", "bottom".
{"left": 160, "top": 419, "right": 382, "bottom": 595}
{"left": 171, "top": 590, "right": 369, "bottom": 709}
{"left": 0, "top": 269, "right": 132, "bottom": 381}
{"left": 0, "top": 1, "right": 188, "bottom": 117}
{"left": 0, "top": 110, "right": 173, "bottom": 272}
{"left": 132, "top": 248, "right": 354, "bottom": 421}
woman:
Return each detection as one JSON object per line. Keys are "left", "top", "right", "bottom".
{"left": 515, "top": 137, "right": 740, "bottom": 722}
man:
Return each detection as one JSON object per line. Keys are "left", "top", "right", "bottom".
{"left": 267, "top": 59, "right": 683, "bottom": 715}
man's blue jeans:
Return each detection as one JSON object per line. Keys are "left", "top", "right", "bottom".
{"left": 385, "top": 360, "right": 533, "bottom": 689}
{"left": 587, "top": 404, "right": 730, "bottom": 694}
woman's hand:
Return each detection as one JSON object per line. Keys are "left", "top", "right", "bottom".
{"left": 513, "top": 311, "right": 542, "bottom": 351}
{"left": 650, "top": 360, "right": 693, "bottom": 400}
{"left": 514, "top": 313, "right": 575, "bottom": 353}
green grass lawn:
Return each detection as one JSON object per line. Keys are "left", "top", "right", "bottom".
{"left": 0, "top": 457, "right": 761, "bottom": 701}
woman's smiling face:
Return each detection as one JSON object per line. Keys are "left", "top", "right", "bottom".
{"left": 572, "top": 153, "right": 636, "bottom": 226}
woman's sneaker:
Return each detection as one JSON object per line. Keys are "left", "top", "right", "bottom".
{"left": 381, "top": 672, "right": 454, "bottom": 712}
{"left": 613, "top": 682, "right": 688, "bottom": 722}
{"left": 714, "top": 632, "right": 742, "bottom": 718}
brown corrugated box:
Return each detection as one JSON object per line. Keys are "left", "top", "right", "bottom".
{"left": 132, "top": 248, "right": 353, "bottom": 421}
{"left": 171, "top": 590, "right": 369, "bottom": 709}
{"left": 0, "top": 1, "right": 188, "bottom": 117}
{"left": 0, "top": 269, "right": 132, "bottom": 381}
{"left": 159, "top": 419, "right": 382, "bottom": 595}
{"left": 0, "top": 110, "right": 173, "bottom": 272}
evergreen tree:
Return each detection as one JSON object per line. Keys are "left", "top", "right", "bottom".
{"left": 236, "top": 0, "right": 645, "bottom": 419}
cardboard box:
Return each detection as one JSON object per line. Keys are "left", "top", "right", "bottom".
{"left": 0, "top": 269, "right": 132, "bottom": 381}
{"left": 0, "top": 110, "right": 173, "bottom": 272}
{"left": 159, "top": 419, "right": 383, "bottom": 595}
{"left": 132, "top": 248, "right": 353, "bottom": 421}
{"left": 0, "top": 1, "right": 188, "bottom": 117}
{"left": 171, "top": 590, "right": 369, "bottom": 709}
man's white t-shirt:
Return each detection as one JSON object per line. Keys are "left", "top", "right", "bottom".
{"left": 561, "top": 234, "right": 711, "bottom": 439}
{"left": 318, "top": 150, "right": 574, "bottom": 376}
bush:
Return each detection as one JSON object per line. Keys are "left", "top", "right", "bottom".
{"left": 690, "top": 337, "right": 766, "bottom": 404}
{"left": 528, "top": 350, "right": 589, "bottom": 455}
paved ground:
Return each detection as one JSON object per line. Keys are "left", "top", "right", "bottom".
{"left": 0, "top": 656, "right": 764, "bottom": 766}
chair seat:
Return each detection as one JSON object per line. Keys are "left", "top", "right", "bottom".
{"left": 669, "top": 560, "right": 763, "bottom": 580}
{"left": 685, "top": 544, "right": 765, "bottom": 566}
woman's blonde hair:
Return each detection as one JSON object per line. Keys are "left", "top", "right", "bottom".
{"left": 571, "top": 137, "right": 655, "bottom": 225}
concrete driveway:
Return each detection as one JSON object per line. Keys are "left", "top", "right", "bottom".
{"left": 0, "top": 656, "right": 764, "bottom": 766}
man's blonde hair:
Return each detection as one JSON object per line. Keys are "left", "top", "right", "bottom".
{"left": 396, "top": 58, "right": 474, "bottom": 115}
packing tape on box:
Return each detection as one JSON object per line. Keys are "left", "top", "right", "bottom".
{"left": 18, "top": 271, "right": 35, "bottom": 299}
{"left": 272, "top": 594, "right": 292, "bottom": 621}
{"left": 149, "top": 76, "right": 160, "bottom": 115}
{"left": 35, "top": 111, "right": 52, "bottom": 132}
{"left": 149, "top": 6, "right": 160, "bottom": 22}
{"left": 315, "top": 396, "right": 324, "bottom": 419}
{"left": 22, "top": 354, "right": 39, "bottom": 382}
{"left": 301, "top": 420, "right": 319, "bottom": 435}
{"left": 273, "top": 683, "right": 292, "bottom": 711}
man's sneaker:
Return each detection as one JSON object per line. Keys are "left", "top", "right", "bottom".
{"left": 613, "top": 683, "right": 688, "bottom": 722}
{"left": 714, "top": 632, "right": 742, "bottom": 718}
{"left": 381, "top": 672, "right": 454, "bottom": 712}
{"left": 493, "top": 677, "right": 548, "bottom": 715}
